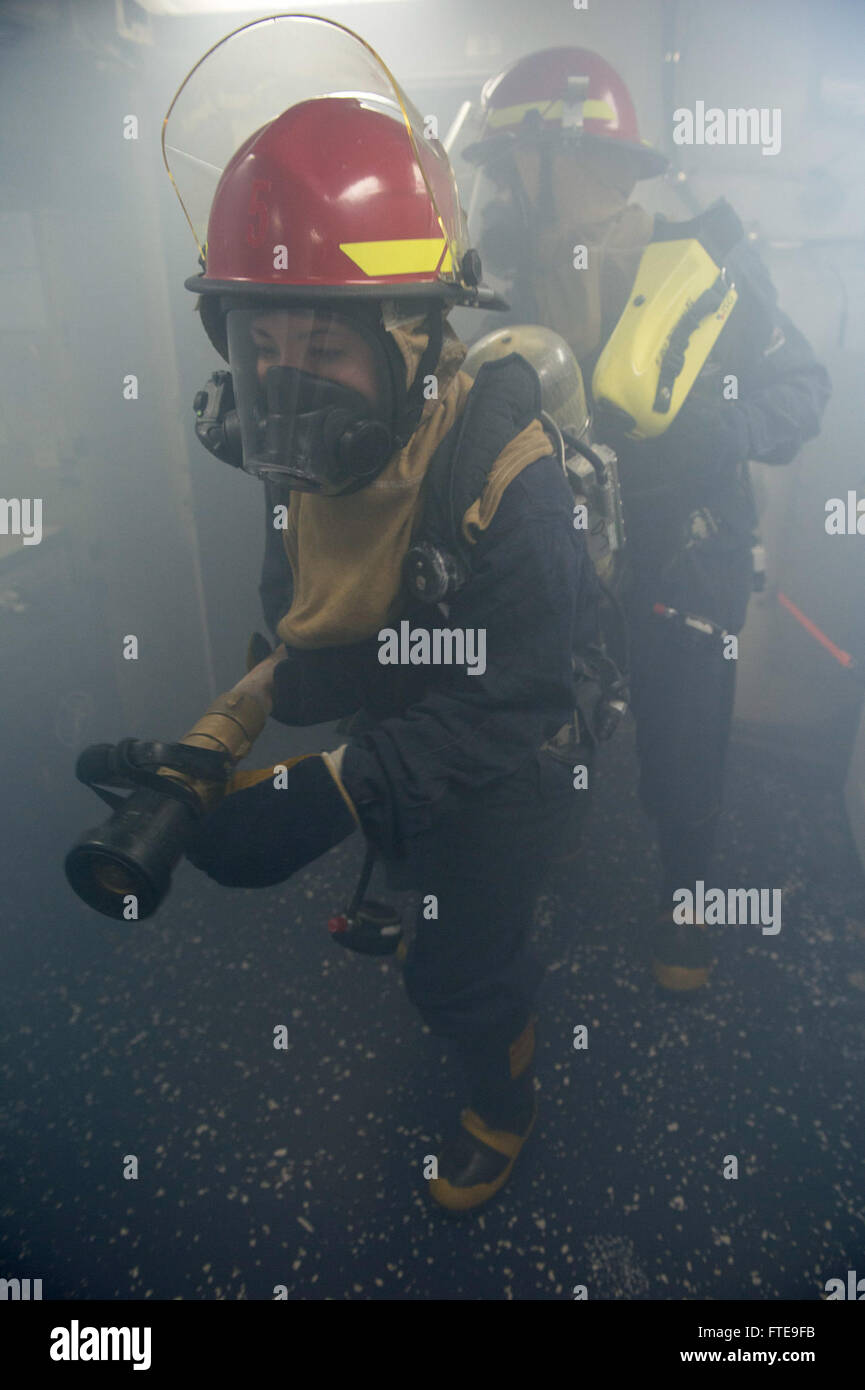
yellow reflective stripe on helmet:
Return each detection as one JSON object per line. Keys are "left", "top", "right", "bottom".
{"left": 487, "top": 99, "right": 560, "bottom": 127}
{"left": 339, "top": 238, "right": 446, "bottom": 276}
{"left": 582, "top": 99, "right": 616, "bottom": 122}
{"left": 486, "top": 97, "right": 616, "bottom": 128}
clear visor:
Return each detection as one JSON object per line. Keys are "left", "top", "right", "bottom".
{"left": 461, "top": 156, "right": 531, "bottom": 306}
{"left": 443, "top": 98, "right": 487, "bottom": 170}
{"left": 162, "top": 13, "right": 466, "bottom": 279}
{"left": 226, "top": 306, "right": 393, "bottom": 492}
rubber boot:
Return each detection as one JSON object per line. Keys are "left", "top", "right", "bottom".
{"left": 651, "top": 913, "right": 714, "bottom": 991}
{"left": 651, "top": 816, "right": 718, "bottom": 991}
{"left": 427, "top": 1014, "right": 537, "bottom": 1213}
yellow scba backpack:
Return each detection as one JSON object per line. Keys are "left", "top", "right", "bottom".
{"left": 591, "top": 198, "right": 745, "bottom": 440}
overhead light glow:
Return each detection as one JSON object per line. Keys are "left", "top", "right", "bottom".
{"left": 137, "top": 1, "right": 401, "bottom": 14}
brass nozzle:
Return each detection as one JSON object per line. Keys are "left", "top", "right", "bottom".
{"left": 158, "top": 690, "right": 268, "bottom": 812}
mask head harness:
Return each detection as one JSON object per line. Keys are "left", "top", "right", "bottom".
{"left": 193, "top": 295, "right": 444, "bottom": 496}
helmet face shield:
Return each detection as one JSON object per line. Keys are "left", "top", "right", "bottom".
{"left": 469, "top": 156, "right": 531, "bottom": 282}
{"left": 226, "top": 306, "right": 396, "bottom": 495}
{"left": 457, "top": 135, "right": 644, "bottom": 328}
{"left": 163, "top": 13, "right": 472, "bottom": 299}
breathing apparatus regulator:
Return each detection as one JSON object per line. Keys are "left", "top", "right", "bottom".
{"left": 64, "top": 13, "right": 503, "bottom": 930}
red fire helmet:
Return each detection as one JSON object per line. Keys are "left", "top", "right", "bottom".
{"left": 198, "top": 96, "right": 473, "bottom": 303}
{"left": 457, "top": 46, "right": 668, "bottom": 181}
{"left": 163, "top": 14, "right": 489, "bottom": 317}
{"left": 162, "top": 16, "right": 507, "bottom": 490}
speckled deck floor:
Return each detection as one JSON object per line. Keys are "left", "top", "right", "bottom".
{"left": 1, "top": 725, "right": 863, "bottom": 1300}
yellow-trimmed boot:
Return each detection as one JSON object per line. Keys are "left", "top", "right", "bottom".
{"left": 427, "top": 1016, "right": 537, "bottom": 1213}
{"left": 651, "top": 913, "right": 714, "bottom": 991}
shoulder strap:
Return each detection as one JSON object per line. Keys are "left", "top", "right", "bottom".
{"left": 414, "top": 352, "right": 543, "bottom": 557}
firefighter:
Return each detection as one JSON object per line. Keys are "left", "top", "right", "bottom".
{"left": 164, "top": 17, "right": 601, "bottom": 1211}
{"left": 455, "top": 46, "right": 831, "bottom": 991}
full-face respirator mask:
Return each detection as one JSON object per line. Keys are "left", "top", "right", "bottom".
{"left": 193, "top": 301, "right": 443, "bottom": 496}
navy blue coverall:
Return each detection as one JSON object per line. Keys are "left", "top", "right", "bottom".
{"left": 264, "top": 455, "right": 599, "bottom": 1046}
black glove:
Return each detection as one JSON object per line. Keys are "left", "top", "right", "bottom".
{"left": 185, "top": 751, "right": 359, "bottom": 888}
{"left": 660, "top": 373, "right": 751, "bottom": 491}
